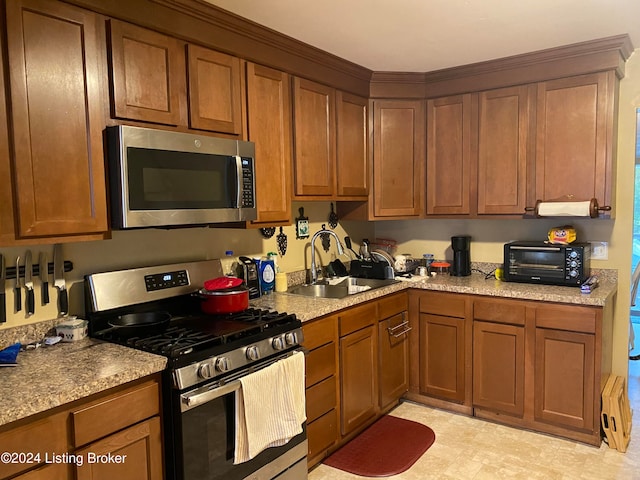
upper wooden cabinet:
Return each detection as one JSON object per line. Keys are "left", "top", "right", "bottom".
{"left": 245, "top": 63, "right": 292, "bottom": 225}
{"left": 426, "top": 86, "right": 534, "bottom": 217}
{"left": 187, "top": 44, "right": 243, "bottom": 135}
{"left": 292, "top": 77, "right": 368, "bottom": 200}
{"left": 108, "top": 20, "right": 244, "bottom": 137}
{"left": 3, "top": 0, "right": 108, "bottom": 241}
{"left": 372, "top": 99, "right": 425, "bottom": 218}
{"left": 426, "top": 94, "right": 473, "bottom": 215}
{"left": 535, "top": 72, "right": 616, "bottom": 209}
{"left": 108, "top": 19, "right": 187, "bottom": 127}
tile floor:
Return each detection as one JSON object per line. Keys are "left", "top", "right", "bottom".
{"left": 309, "top": 323, "right": 640, "bottom": 480}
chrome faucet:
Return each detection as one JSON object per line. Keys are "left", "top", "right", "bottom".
{"left": 310, "top": 228, "right": 345, "bottom": 284}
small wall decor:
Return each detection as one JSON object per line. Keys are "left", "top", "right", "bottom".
{"left": 320, "top": 224, "right": 331, "bottom": 252}
{"left": 260, "top": 227, "right": 276, "bottom": 238}
{"left": 295, "top": 207, "right": 309, "bottom": 239}
{"left": 277, "top": 227, "right": 288, "bottom": 256}
{"left": 328, "top": 202, "right": 338, "bottom": 229}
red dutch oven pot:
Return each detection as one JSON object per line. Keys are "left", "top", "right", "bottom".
{"left": 197, "top": 277, "right": 249, "bottom": 314}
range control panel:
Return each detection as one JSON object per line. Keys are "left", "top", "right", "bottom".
{"left": 145, "top": 270, "right": 189, "bottom": 291}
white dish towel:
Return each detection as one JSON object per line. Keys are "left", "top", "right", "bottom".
{"left": 234, "top": 350, "right": 306, "bottom": 464}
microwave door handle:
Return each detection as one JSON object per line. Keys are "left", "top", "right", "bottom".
{"left": 235, "top": 155, "right": 242, "bottom": 208}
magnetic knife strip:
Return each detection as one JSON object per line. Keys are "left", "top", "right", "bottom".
{"left": 4, "top": 261, "right": 73, "bottom": 280}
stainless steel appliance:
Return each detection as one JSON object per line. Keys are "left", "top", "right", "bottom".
{"left": 85, "top": 260, "right": 307, "bottom": 480}
{"left": 503, "top": 241, "right": 591, "bottom": 286}
{"left": 106, "top": 125, "right": 257, "bottom": 229}
{"left": 236, "top": 256, "right": 261, "bottom": 299}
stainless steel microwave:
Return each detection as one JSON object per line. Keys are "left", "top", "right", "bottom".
{"left": 106, "top": 125, "right": 256, "bottom": 229}
{"left": 503, "top": 241, "right": 591, "bottom": 286}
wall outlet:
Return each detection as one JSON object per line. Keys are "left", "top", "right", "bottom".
{"left": 590, "top": 241, "right": 608, "bottom": 260}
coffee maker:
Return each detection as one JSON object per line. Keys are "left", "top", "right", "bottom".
{"left": 451, "top": 235, "right": 471, "bottom": 276}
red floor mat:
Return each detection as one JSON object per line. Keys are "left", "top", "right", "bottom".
{"left": 323, "top": 415, "right": 436, "bottom": 477}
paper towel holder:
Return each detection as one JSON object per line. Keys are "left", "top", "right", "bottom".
{"left": 524, "top": 196, "right": 611, "bottom": 218}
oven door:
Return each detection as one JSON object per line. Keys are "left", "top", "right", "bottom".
{"left": 507, "top": 245, "right": 566, "bottom": 281}
{"left": 173, "top": 365, "right": 307, "bottom": 480}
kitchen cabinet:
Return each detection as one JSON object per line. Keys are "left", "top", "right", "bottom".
{"left": 418, "top": 291, "right": 468, "bottom": 403}
{"left": 426, "top": 94, "right": 473, "bottom": 215}
{"left": 2, "top": 0, "right": 108, "bottom": 241}
{"left": 108, "top": 19, "right": 187, "bottom": 127}
{"left": 108, "top": 21, "right": 244, "bottom": 137}
{"left": 378, "top": 293, "right": 409, "bottom": 412}
{"left": 245, "top": 63, "right": 292, "bottom": 225}
{"left": 535, "top": 72, "right": 616, "bottom": 211}
{"left": 534, "top": 305, "right": 598, "bottom": 432}
{"left": 372, "top": 99, "right": 425, "bottom": 218}
{"left": 292, "top": 77, "right": 368, "bottom": 200}
{"left": 339, "top": 302, "right": 378, "bottom": 437}
{"left": 302, "top": 314, "right": 340, "bottom": 467}
{"left": 0, "top": 375, "right": 163, "bottom": 480}
{"left": 472, "top": 299, "right": 526, "bottom": 418}
{"left": 426, "top": 86, "right": 534, "bottom": 217}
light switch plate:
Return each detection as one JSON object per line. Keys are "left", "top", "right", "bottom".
{"left": 590, "top": 241, "right": 608, "bottom": 260}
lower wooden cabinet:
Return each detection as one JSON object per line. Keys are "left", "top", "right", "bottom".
{"left": 0, "top": 376, "right": 163, "bottom": 480}
{"left": 378, "top": 311, "right": 409, "bottom": 411}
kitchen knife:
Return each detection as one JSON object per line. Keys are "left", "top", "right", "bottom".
{"left": 53, "top": 244, "right": 68, "bottom": 316}
{"left": 0, "top": 254, "right": 5, "bottom": 323}
{"left": 14, "top": 256, "right": 21, "bottom": 312}
{"left": 24, "top": 250, "right": 34, "bottom": 315}
{"left": 39, "top": 251, "right": 49, "bottom": 305}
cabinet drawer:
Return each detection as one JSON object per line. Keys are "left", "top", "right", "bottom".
{"left": 339, "top": 302, "right": 377, "bottom": 337}
{"left": 307, "top": 409, "right": 338, "bottom": 460}
{"left": 419, "top": 291, "right": 466, "bottom": 318}
{"left": 306, "top": 342, "right": 336, "bottom": 388}
{"left": 72, "top": 380, "right": 160, "bottom": 447}
{"left": 535, "top": 305, "right": 597, "bottom": 333}
{"left": 302, "top": 316, "right": 337, "bottom": 351}
{"left": 306, "top": 376, "right": 337, "bottom": 423}
{"left": 0, "top": 411, "right": 68, "bottom": 478}
{"left": 378, "top": 292, "right": 408, "bottom": 319}
{"left": 474, "top": 299, "right": 525, "bottom": 326}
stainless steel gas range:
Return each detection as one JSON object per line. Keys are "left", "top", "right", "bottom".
{"left": 84, "top": 259, "right": 307, "bottom": 480}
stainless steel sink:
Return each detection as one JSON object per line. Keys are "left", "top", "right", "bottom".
{"left": 287, "top": 276, "right": 400, "bottom": 299}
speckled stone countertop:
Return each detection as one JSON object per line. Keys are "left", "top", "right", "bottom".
{"left": 0, "top": 338, "right": 167, "bottom": 427}
{"left": 251, "top": 270, "right": 617, "bottom": 322}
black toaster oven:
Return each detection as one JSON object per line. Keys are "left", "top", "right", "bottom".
{"left": 503, "top": 241, "right": 591, "bottom": 286}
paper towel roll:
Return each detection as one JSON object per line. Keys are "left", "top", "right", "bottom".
{"left": 537, "top": 201, "right": 592, "bottom": 217}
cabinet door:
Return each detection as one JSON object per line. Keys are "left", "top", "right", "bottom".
{"left": 372, "top": 99, "right": 425, "bottom": 217}
{"left": 535, "top": 72, "right": 615, "bottom": 206}
{"left": 534, "top": 328, "right": 595, "bottom": 431}
{"left": 188, "top": 45, "right": 243, "bottom": 135}
{"left": 75, "top": 416, "right": 163, "bottom": 480}
{"left": 246, "top": 63, "right": 292, "bottom": 224}
{"left": 340, "top": 325, "right": 377, "bottom": 436}
{"left": 0, "top": 15, "right": 15, "bottom": 244}
{"left": 12, "top": 463, "right": 70, "bottom": 480}
{"left": 426, "top": 94, "right": 473, "bottom": 215}
{"left": 292, "top": 77, "right": 335, "bottom": 197}
{"left": 379, "top": 312, "right": 409, "bottom": 411}
{"left": 5, "top": 0, "right": 108, "bottom": 237}
{"left": 419, "top": 313, "right": 465, "bottom": 402}
{"left": 336, "top": 92, "right": 368, "bottom": 198}
{"left": 477, "top": 86, "right": 533, "bottom": 215}
{"left": 472, "top": 321, "right": 525, "bottom": 417}
{"left": 108, "top": 20, "right": 186, "bottom": 126}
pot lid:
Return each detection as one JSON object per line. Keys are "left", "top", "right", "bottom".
{"left": 204, "top": 276, "right": 243, "bottom": 291}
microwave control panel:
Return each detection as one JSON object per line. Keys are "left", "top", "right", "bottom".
{"left": 240, "top": 157, "right": 255, "bottom": 208}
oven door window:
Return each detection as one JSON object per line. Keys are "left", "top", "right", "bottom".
{"left": 180, "top": 386, "right": 305, "bottom": 480}
{"left": 126, "top": 147, "right": 238, "bottom": 210}
{"left": 512, "top": 249, "right": 565, "bottom": 279}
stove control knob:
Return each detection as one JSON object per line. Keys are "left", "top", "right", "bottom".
{"left": 272, "top": 336, "right": 285, "bottom": 351}
{"left": 215, "top": 357, "right": 230, "bottom": 372}
{"left": 197, "top": 362, "right": 213, "bottom": 380}
{"left": 284, "top": 332, "right": 298, "bottom": 346}
{"left": 246, "top": 345, "right": 260, "bottom": 361}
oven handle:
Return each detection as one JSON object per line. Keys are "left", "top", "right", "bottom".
{"left": 181, "top": 379, "right": 241, "bottom": 412}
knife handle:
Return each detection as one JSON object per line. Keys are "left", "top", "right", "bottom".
{"left": 15, "top": 286, "right": 21, "bottom": 312}
{"left": 26, "top": 288, "right": 35, "bottom": 315}
{"left": 42, "top": 282, "right": 49, "bottom": 305}
{"left": 0, "top": 293, "right": 6, "bottom": 323}
{"left": 59, "top": 288, "right": 68, "bottom": 316}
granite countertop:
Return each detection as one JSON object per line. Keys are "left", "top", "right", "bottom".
{"left": 251, "top": 271, "right": 618, "bottom": 321}
{"left": 0, "top": 338, "right": 167, "bottom": 427}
